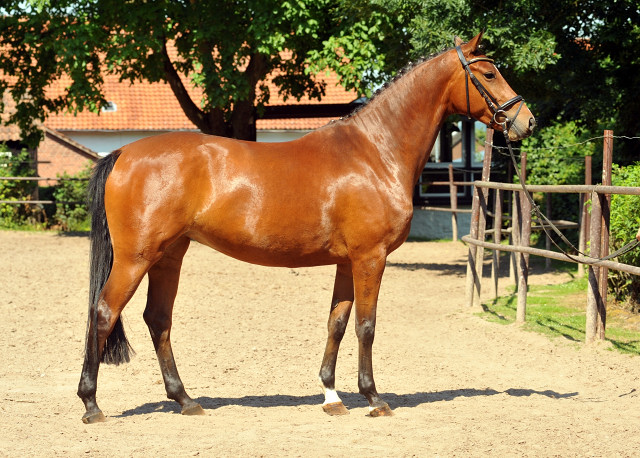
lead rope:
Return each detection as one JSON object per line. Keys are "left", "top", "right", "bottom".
{"left": 500, "top": 127, "right": 640, "bottom": 262}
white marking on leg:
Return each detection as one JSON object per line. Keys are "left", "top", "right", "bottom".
{"left": 318, "top": 376, "right": 343, "bottom": 405}
{"left": 323, "top": 388, "right": 342, "bottom": 405}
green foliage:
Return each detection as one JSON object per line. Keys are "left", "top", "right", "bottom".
{"left": 52, "top": 164, "right": 91, "bottom": 232}
{"left": 521, "top": 119, "right": 595, "bottom": 186}
{"left": 0, "top": 143, "right": 91, "bottom": 231}
{"left": 0, "top": 146, "right": 43, "bottom": 228}
{"left": 310, "top": 0, "right": 559, "bottom": 98}
{"left": 609, "top": 163, "right": 640, "bottom": 308}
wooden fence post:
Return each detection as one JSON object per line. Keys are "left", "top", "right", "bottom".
{"left": 586, "top": 190, "right": 603, "bottom": 343}
{"left": 465, "top": 128, "right": 494, "bottom": 308}
{"left": 578, "top": 155, "right": 592, "bottom": 277}
{"left": 516, "top": 150, "right": 531, "bottom": 323}
{"left": 545, "top": 193, "right": 552, "bottom": 270}
{"left": 597, "top": 130, "right": 613, "bottom": 338}
{"left": 510, "top": 189, "right": 519, "bottom": 286}
{"left": 491, "top": 189, "right": 503, "bottom": 298}
{"left": 449, "top": 164, "right": 458, "bottom": 241}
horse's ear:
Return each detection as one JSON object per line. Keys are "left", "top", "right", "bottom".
{"left": 454, "top": 36, "right": 464, "bottom": 47}
{"left": 466, "top": 31, "right": 484, "bottom": 54}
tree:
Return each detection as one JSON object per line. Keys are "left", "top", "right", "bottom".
{"left": 3, "top": 0, "right": 639, "bottom": 154}
{"left": 0, "top": 0, "right": 338, "bottom": 146}
{"left": 314, "top": 0, "right": 640, "bottom": 162}
{"left": 309, "top": 0, "right": 559, "bottom": 97}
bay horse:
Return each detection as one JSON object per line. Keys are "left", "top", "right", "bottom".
{"left": 78, "top": 32, "right": 535, "bottom": 423}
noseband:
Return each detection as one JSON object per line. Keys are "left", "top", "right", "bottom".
{"left": 455, "top": 45, "right": 525, "bottom": 131}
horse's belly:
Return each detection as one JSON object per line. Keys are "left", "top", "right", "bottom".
{"left": 186, "top": 224, "right": 344, "bottom": 268}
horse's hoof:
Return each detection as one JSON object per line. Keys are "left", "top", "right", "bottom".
{"left": 181, "top": 403, "right": 205, "bottom": 416}
{"left": 369, "top": 403, "right": 393, "bottom": 417}
{"left": 322, "top": 402, "right": 350, "bottom": 416}
{"left": 81, "top": 410, "right": 106, "bottom": 424}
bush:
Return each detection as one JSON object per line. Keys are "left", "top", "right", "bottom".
{"left": 521, "top": 119, "right": 595, "bottom": 187}
{"left": 0, "top": 147, "right": 44, "bottom": 228}
{"left": 609, "top": 163, "right": 640, "bottom": 310}
{"left": 0, "top": 144, "right": 93, "bottom": 231}
{"left": 52, "top": 164, "right": 91, "bottom": 232}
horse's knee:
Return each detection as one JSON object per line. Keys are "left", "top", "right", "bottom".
{"left": 329, "top": 315, "right": 349, "bottom": 341}
{"left": 355, "top": 319, "right": 376, "bottom": 345}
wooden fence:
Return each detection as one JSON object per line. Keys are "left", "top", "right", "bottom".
{"left": 463, "top": 129, "right": 640, "bottom": 343}
{"left": 415, "top": 165, "right": 474, "bottom": 241}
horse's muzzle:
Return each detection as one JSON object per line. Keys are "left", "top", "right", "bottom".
{"left": 508, "top": 115, "right": 536, "bottom": 141}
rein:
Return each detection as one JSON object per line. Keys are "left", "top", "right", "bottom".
{"left": 455, "top": 45, "right": 640, "bottom": 262}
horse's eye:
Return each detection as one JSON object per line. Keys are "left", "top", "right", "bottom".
{"left": 484, "top": 72, "right": 496, "bottom": 80}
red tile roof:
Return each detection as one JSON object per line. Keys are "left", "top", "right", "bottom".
{"left": 44, "top": 57, "right": 357, "bottom": 132}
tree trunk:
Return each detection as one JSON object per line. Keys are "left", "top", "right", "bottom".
{"left": 230, "top": 100, "right": 256, "bottom": 141}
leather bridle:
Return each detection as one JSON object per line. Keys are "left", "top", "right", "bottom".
{"left": 455, "top": 45, "right": 525, "bottom": 132}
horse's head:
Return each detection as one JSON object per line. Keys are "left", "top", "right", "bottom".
{"left": 451, "top": 31, "right": 535, "bottom": 141}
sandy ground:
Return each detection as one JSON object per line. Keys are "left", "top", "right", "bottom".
{"left": 1, "top": 230, "right": 640, "bottom": 457}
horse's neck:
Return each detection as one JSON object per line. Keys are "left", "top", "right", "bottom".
{"left": 347, "top": 52, "right": 454, "bottom": 189}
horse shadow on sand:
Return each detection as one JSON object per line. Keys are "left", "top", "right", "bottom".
{"left": 115, "top": 387, "right": 578, "bottom": 418}
{"left": 386, "top": 261, "right": 467, "bottom": 276}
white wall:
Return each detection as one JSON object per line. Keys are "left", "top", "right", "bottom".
{"left": 256, "top": 130, "right": 312, "bottom": 143}
{"left": 59, "top": 130, "right": 178, "bottom": 156}
{"left": 60, "top": 129, "right": 311, "bottom": 156}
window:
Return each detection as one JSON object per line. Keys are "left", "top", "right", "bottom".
{"left": 101, "top": 101, "right": 117, "bottom": 113}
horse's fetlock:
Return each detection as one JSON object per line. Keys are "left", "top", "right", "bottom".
{"left": 319, "top": 367, "right": 335, "bottom": 388}
{"left": 358, "top": 373, "right": 376, "bottom": 395}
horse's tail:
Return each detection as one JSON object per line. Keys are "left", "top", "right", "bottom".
{"left": 86, "top": 149, "right": 133, "bottom": 365}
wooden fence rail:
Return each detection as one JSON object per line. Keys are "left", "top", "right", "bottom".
{"left": 463, "top": 129, "right": 640, "bottom": 344}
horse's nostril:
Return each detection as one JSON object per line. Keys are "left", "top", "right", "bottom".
{"left": 529, "top": 117, "right": 536, "bottom": 131}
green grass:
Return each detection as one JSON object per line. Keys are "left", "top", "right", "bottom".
{"left": 480, "top": 274, "right": 640, "bottom": 355}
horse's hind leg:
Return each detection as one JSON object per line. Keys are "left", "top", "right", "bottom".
{"left": 78, "top": 260, "right": 150, "bottom": 423}
{"left": 319, "top": 263, "right": 354, "bottom": 416}
{"left": 143, "top": 236, "right": 204, "bottom": 416}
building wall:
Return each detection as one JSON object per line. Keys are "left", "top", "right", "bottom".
{"left": 60, "top": 130, "right": 179, "bottom": 156}
{"left": 60, "top": 129, "right": 313, "bottom": 157}
{"left": 38, "top": 135, "right": 97, "bottom": 178}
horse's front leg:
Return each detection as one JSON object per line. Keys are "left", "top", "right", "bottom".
{"left": 353, "top": 254, "right": 393, "bottom": 416}
{"left": 319, "top": 263, "right": 354, "bottom": 415}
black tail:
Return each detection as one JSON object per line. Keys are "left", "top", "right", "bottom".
{"left": 86, "top": 150, "right": 133, "bottom": 365}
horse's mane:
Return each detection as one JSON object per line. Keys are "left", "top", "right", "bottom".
{"left": 339, "top": 46, "right": 453, "bottom": 122}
